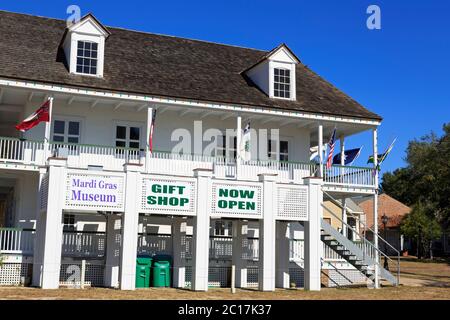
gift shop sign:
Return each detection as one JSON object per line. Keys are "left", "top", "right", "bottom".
{"left": 142, "top": 179, "right": 195, "bottom": 213}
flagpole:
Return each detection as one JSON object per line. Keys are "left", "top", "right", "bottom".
{"left": 44, "top": 96, "right": 53, "bottom": 161}
{"left": 236, "top": 116, "right": 242, "bottom": 179}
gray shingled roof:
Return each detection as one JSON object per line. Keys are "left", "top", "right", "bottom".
{"left": 0, "top": 10, "right": 382, "bottom": 120}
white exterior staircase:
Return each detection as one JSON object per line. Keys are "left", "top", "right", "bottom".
{"left": 321, "top": 219, "right": 399, "bottom": 286}
{"left": 321, "top": 192, "right": 400, "bottom": 287}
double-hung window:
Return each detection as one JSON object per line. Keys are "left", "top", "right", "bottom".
{"left": 76, "top": 41, "right": 98, "bottom": 75}
{"left": 268, "top": 139, "right": 289, "bottom": 161}
{"left": 216, "top": 134, "right": 237, "bottom": 160}
{"left": 214, "top": 220, "right": 233, "bottom": 237}
{"left": 63, "top": 214, "right": 75, "bottom": 232}
{"left": 52, "top": 120, "right": 81, "bottom": 144}
{"left": 274, "top": 68, "right": 291, "bottom": 98}
{"left": 115, "top": 125, "right": 141, "bottom": 149}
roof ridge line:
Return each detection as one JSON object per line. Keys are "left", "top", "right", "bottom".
{"left": 0, "top": 9, "right": 269, "bottom": 53}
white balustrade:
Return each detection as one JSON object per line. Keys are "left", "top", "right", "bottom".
{"left": 0, "top": 138, "right": 45, "bottom": 165}
{"left": 324, "top": 164, "right": 375, "bottom": 187}
{"left": 137, "top": 233, "right": 172, "bottom": 255}
{"left": 1, "top": 137, "right": 374, "bottom": 188}
{"left": 61, "top": 231, "right": 106, "bottom": 258}
{"left": 0, "top": 228, "right": 34, "bottom": 254}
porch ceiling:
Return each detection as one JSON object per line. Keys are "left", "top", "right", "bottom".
{"left": 0, "top": 85, "right": 375, "bottom": 141}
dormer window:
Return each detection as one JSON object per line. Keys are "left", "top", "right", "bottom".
{"left": 61, "top": 14, "right": 110, "bottom": 78}
{"left": 274, "top": 68, "right": 291, "bottom": 99}
{"left": 244, "top": 44, "right": 299, "bottom": 101}
{"left": 76, "top": 41, "right": 98, "bottom": 75}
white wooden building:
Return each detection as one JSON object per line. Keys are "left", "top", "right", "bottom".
{"left": 0, "top": 11, "right": 399, "bottom": 291}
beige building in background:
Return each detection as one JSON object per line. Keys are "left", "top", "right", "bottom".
{"left": 323, "top": 199, "right": 365, "bottom": 241}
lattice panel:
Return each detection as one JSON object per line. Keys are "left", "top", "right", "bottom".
{"left": 289, "top": 267, "right": 305, "bottom": 288}
{"left": 246, "top": 266, "right": 259, "bottom": 288}
{"left": 184, "top": 265, "right": 192, "bottom": 289}
{"left": 59, "top": 262, "right": 105, "bottom": 287}
{"left": 39, "top": 173, "right": 49, "bottom": 211}
{"left": 208, "top": 266, "right": 231, "bottom": 288}
{"left": 0, "top": 263, "right": 32, "bottom": 286}
{"left": 64, "top": 172, "right": 125, "bottom": 211}
{"left": 141, "top": 177, "right": 196, "bottom": 215}
{"left": 327, "top": 269, "right": 368, "bottom": 287}
{"left": 277, "top": 185, "right": 308, "bottom": 221}
{"left": 211, "top": 182, "right": 262, "bottom": 218}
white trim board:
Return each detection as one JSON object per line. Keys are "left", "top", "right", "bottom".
{"left": 0, "top": 78, "right": 381, "bottom": 127}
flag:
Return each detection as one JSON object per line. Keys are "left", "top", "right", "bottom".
{"left": 326, "top": 128, "right": 337, "bottom": 169}
{"left": 367, "top": 138, "right": 396, "bottom": 166}
{"left": 149, "top": 109, "right": 157, "bottom": 154}
{"left": 332, "top": 148, "right": 362, "bottom": 165}
{"left": 15, "top": 99, "right": 50, "bottom": 132}
{"left": 240, "top": 122, "right": 251, "bottom": 161}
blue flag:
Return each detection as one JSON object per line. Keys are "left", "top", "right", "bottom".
{"left": 332, "top": 148, "right": 362, "bottom": 165}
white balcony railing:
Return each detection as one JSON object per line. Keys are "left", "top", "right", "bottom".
{"left": 0, "top": 136, "right": 375, "bottom": 188}
{"left": 323, "top": 164, "right": 375, "bottom": 188}
{"left": 0, "top": 228, "right": 34, "bottom": 254}
{"left": 61, "top": 231, "right": 106, "bottom": 258}
{"left": 0, "top": 137, "right": 45, "bottom": 165}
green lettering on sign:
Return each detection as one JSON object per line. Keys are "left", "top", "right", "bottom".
{"left": 147, "top": 183, "right": 190, "bottom": 208}
{"left": 216, "top": 187, "right": 257, "bottom": 212}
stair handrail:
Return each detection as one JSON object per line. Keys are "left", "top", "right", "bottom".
{"left": 321, "top": 200, "right": 400, "bottom": 285}
{"left": 323, "top": 191, "right": 401, "bottom": 259}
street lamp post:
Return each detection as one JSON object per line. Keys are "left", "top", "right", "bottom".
{"left": 381, "top": 214, "right": 389, "bottom": 270}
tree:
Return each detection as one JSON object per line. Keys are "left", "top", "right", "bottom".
{"left": 400, "top": 202, "right": 441, "bottom": 259}
{"left": 382, "top": 123, "right": 449, "bottom": 258}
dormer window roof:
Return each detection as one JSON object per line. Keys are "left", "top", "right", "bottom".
{"left": 244, "top": 43, "right": 299, "bottom": 101}
{"left": 61, "top": 14, "right": 110, "bottom": 77}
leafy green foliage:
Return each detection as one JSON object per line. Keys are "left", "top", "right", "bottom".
{"left": 382, "top": 123, "right": 450, "bottom": 257}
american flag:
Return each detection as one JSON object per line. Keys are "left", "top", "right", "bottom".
{"left": 149, "top": 110, "right": 157, "bottom": 154}
{"left": 326, "top": 128, "right": 337, "bottom": 169}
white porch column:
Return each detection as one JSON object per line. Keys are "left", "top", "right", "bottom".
{"left": 236, "top": 116, "right": 242, "bottom": 178}
{"left": 32, "top": 167, "right": 47, "bottom": 287}
{"left": 276, "top": 221, "right": 290, "bottom": 289}
{"left": 145, "top": 106, "right": 154, "bottom": 173}
{"left": 119, "top": 163, "right": 142, "bottom": 290}
{"left": 318, "top": 124, "right": 324, "bottom": 178}
{"left": 232, "top": 220, "right": 247, "bottom": 288}
{"left": 192, "top": 168, "right": 213, "bottom": 291}
{"left": 372, "top": 128, "right": 380, "bottom": 289}
{"left": 104, "top": 214, "right": 122, "bottom": 288}
{"left": 172, "top": 217, "right": 187, "bottom": 288}
{"left": 340, "top": 136, "right": 347, "bottom": 237}
{"left": 258, "top": 173, "right": 277, "bottom": 291}
{"left": 32, "top": 158, "right": 66, "bottom": 289}
{"left": 303, "top": 177, "right": 323, "bottom": 291}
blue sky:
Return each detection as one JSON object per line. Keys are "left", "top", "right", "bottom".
{"left": 2, "top": 1, "right": 449, "bottom": 176}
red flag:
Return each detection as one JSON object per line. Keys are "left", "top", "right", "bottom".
{"left": 15, "top": 100, "right": 50, "bottom": 132}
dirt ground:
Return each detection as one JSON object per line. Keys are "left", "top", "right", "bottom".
{"left": 0, "top": 258, "right": 449, "bottom": 300}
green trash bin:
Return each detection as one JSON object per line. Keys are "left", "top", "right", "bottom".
{"left": 136, "top": 256, "right": 152, "bottom": 288}
{"left": 152, "top": 261, "right": 171, "bottom": 287}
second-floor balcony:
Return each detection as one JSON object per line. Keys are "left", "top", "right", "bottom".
{"left": 0, "top": 136, "right": 376, "bottom": 191}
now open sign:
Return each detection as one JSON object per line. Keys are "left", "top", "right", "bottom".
{"left": 213, "top": 185, "right": 260, "bottom": 215}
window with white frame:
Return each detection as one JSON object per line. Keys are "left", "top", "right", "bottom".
{"left": 214, "top": 220, "right": 233, "bottom": 237}
{"left": 63, "top": 214, "right": 75, "bottom": 232}
{"left": 76, "top": 41, "right": 98, "bottom": 75}
{"left": 268, "top": 139, "right": 289, "bottom": 161}
{"left": 115, "top": 125, "right": 141, "bottom": 149}
{"left": 52, "top": 120, "right": 81, "bottom": 144}
{"left": 216, "top": 134, "right": 237, "bottom": 160}
{"left": 274, "top": 68, "right": 291, "bottom": 98}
